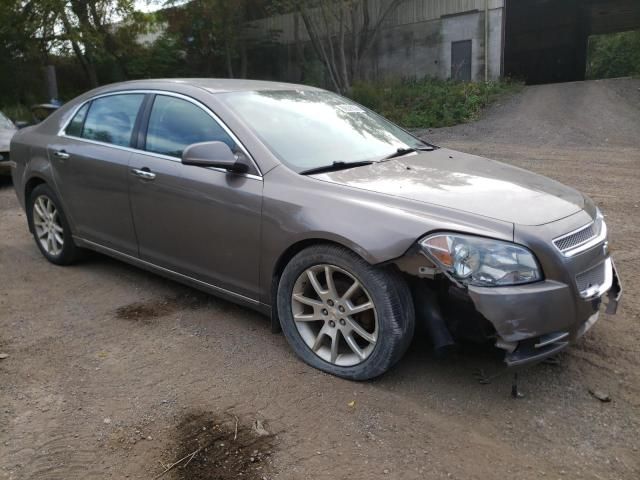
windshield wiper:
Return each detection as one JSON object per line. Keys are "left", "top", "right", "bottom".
{"left": 299, "top": 160, "right": 374, "bottom": 176}
{"left": 383, "top": 146, "right": 434, "bottom": 160}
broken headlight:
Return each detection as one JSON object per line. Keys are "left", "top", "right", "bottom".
{"left": 419, "top": 234, "right": 542, "bottom": 287}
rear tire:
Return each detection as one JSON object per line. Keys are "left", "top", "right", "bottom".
{"left": 28, "top": 183, "right": 82, "bottom": 265}
{"left": 277, "top": 244, "right": 415, "bottom": 380}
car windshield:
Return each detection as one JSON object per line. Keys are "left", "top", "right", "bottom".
{"left": 219, "top": 89, "right": 427, "bottom": 172}
{"left": 0, "top": 111, "right": 15, "bottom": 130}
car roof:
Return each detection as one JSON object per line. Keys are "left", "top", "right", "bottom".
{"left": 95, "top": 78, "right": 322, "bottom": 95}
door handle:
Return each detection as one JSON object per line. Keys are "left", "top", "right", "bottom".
{"left": 53, "top": 150, "right": 70, "bottom": 160}
{"left": 131, "top": 168, "right": 156, "bottom": 181}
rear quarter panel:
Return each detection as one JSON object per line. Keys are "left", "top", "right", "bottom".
{"left": 10, "top": 128, "right": 56, "bottom": 210}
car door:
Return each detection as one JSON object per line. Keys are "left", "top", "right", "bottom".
{"left": 50, "top": 93, "right": 145, "bottom": 255}
{"left": 128, "top": 93, "right": 263, "bottom": 300}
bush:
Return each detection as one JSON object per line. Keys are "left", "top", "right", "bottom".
{"left": 350, "top": 78, "right": 520, "bottom": 128}
{"left": 1, "top": 104, "right": 30, "bottom": 123}
{"left": 587, "top": 30, "right": 640, "bottom": 80}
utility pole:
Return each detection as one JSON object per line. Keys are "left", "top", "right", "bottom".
{"left": 45, "top": 65, "right": 59, "bottom": 102}
{"left": 485, "top": 0, "right": 489, "bottom": 82}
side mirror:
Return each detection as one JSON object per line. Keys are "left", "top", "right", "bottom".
{"left": 14, "top": 121, "right": 29, "bottom": 129}
{"left": 181, "top": 141, "right": 249, "bottom": 173}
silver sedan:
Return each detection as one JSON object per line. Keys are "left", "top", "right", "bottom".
{"left": 10, "top": 79, "right": 622, "bottom": 380}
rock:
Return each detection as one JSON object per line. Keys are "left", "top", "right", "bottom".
{"left": 103, "top": 418, "right": 111, "bottom": 424}
{"left": 253, "top": 419, "right": 270, "bottom": 436}
{"left": 0, "top": 353, "right": 8, "bottom": 360}
{"left": 588, "top": 389, "right": 611, "bottom": 402}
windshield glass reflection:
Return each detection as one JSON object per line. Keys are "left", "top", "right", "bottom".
{"left": 221, "top": 90, "right": 426, "bottom": 172}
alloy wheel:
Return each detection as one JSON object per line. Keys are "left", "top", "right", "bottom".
{"left": 33, "top": 195, "right": 64, "bottom": 256}
{"left": 291, "top": 264, "right": 378, "bottom": 367}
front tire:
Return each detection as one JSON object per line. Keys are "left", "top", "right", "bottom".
{"left": 28, "top": 183, "right": 81, "bottom": 265}
{"left": 277, "top": 245, "right": 415, "bottom": 380}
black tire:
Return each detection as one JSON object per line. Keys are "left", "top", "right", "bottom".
{"left": 27, "top": 183, "right": 82, "bottom": 265}
{"left": 277, "top": 244, "right": 415, "bottom": 380}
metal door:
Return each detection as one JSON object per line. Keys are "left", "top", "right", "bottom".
{"left": 452, "top": 40, "right": 472, "bottom": 81}
{"left": 127, "top": 94, "right": 263, "bottom": 300}
{"left": 128, "top": 152, "right": 263, "bottom": 300}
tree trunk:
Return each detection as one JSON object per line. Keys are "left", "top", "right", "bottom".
{"left": 60, "top": 9, "right": 99, "bottom": 87}
{"left": 88, "top": 1, "right": 129, "bottom": 79}
{"left": 240, "top": 44, "right": 248, "bottom": 78}
{"left": 337, "top": 6, "right": 350, "bottom": 93}
{"left": 225, "top": 43, "right": 235, "bottom": 78}
{"left": 299, "top": 7, "right": 341, "bottom": 93}
{"left": 294, "top": 12, "right": 305, "bottom": 81}
{"left": 319, "top": 2, "right": 344, "bottom": 92}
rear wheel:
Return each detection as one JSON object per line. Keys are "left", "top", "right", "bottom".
{"left": 277, "top": 245, "right": 415, "bottom": 380}
{"left": 28, "top": 184, "right": 82, "bottom": 265}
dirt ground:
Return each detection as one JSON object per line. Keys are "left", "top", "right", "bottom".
{"left": 1, "top": 78, "right": 639, "bottom": 480}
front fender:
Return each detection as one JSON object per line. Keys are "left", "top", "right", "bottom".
{"left": 259, "top": 166, "right": 513, "bottom": 305}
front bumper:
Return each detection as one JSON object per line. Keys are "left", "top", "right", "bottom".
{"left": 467, "top": 256, "right": 622, "bottom": 368}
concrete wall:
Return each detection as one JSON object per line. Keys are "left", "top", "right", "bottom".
{"left": 248, "top": 1, "right": 506, "bottom": 83}
{"left": 361, "top": 8, "right": 503, "bottom": 82}
{"left": 251, "top": 0, "right": 505, "bottom": 44}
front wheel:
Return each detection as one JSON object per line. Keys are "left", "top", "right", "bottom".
{"left": 277, "top": 245, "right": 415, "bottom": 380}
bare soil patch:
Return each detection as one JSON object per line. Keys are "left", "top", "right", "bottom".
{"left": 115, "top": 293, "right": 207, "bottom": 324}
{"left": 157, "top": 411, "right": 275, "bottom": 480}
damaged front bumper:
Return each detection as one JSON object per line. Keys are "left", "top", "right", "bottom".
{"left": 468, "top": 257, "right": 622, "bottom": 367}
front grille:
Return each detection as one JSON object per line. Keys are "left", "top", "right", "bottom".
{"left": 576, "top": 262, "right": 606, "bottom": 294}
{"left": 554, "top": 223, "right": 596, "bottom": 253}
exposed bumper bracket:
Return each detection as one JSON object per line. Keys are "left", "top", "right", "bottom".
{"left": 605, "top": 260, "right": 623, "bottom": 315}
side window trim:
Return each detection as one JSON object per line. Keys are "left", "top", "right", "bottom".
{"left": 132, "top": 94, "right": 154, "bottom": 150}
{"left": 78, "top": 101, "right": 91, "bottom": 138}
{"left": 57, "top": 89, "right": 262, "bottom": 177}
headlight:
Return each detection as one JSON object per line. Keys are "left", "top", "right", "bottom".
{"left": 419, "top": 234, "right": 542, "bottom": 287}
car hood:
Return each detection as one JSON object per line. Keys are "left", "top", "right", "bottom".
{"left": 311, "top": 148, "right": 585, "bottom": 226}
{"left": 0, "top": 127, "right": 16, "bottom": 151}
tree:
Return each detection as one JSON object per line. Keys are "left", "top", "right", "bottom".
{"left": 274, "top": 0, "right": 406, "bottom": 94}
{"left": 0, "top": 0, "right": 61, "bottom": 104}
{"left": 52, "top": 0, "right": 137, "bottom": 87}
{"left": 587, "top": 30, "right": 640, "bottom": 79}
{"left": 165, "top": 0, "right": 268, "bottom": 78}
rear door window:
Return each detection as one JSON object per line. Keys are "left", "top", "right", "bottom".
{"left": 144, "top": 95, "right": 235, "bottom": 158}
{"left": 82, "top": 94, "right": 144, "bottom": 147}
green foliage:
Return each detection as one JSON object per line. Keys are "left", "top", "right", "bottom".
{"left": 350, "top": 78, "right": 521, "bottom": 128}
{"left": 587, "top": 30, "right": 640, "bottom": 79}
{"left": 1, "top": 104, "right": 31, "bottom": 123}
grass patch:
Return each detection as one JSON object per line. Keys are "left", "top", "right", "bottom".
{"left": 350, "top": 78, "right": 521, "bottom": 129}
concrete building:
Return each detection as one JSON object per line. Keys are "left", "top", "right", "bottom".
{"left": 251, "top": 0, "right": 640, "bottom": 85}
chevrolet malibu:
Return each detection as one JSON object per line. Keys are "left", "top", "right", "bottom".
{"left": 10, "top": 79, "right": 622, "bottom": 380}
